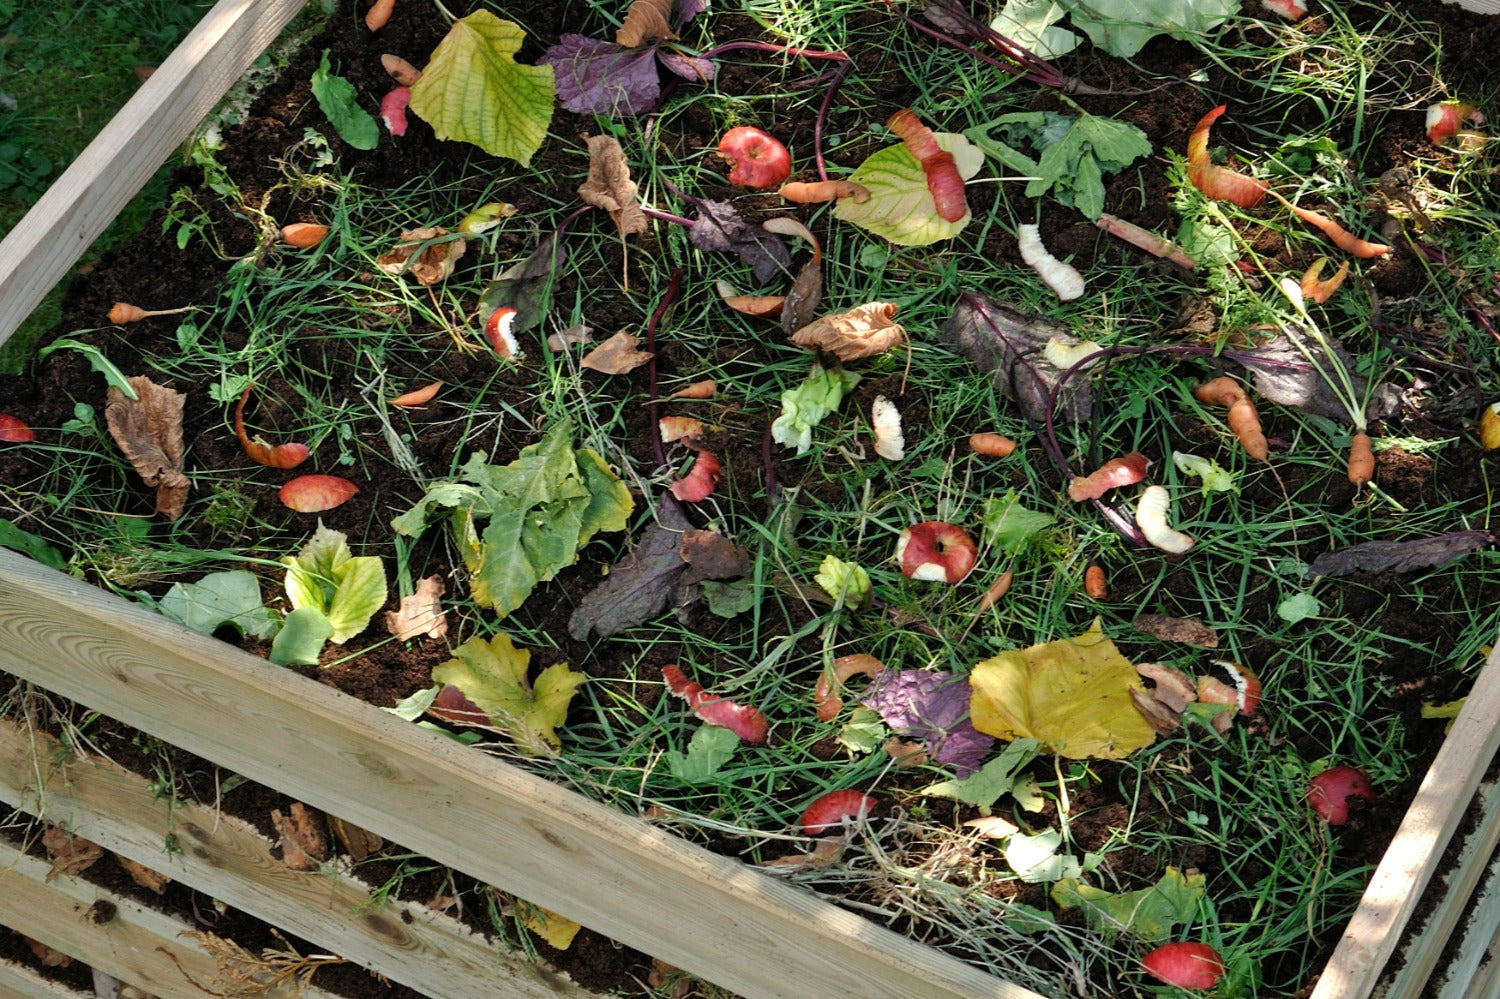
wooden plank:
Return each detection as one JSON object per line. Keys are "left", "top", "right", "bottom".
{"left": 0, "top": 835, "right": 336, "bottom": 999}
{"left": 0, "top": 959, "right": 89, "bottom": 999}
{"left": 0, "top": 0, "right": 309, "bottom": 347}
{"left": 0, "top": 718, "right": 603, "bottom": 999}
{"left": 1381, "top": 781, "right": 1500, "bottom": 997}
{"left": 1441, "top": 0, "right": 1500, "bottom": 12}
{"left": 1312, "top": 640, "right": 1500, "bottom": 999}
{"left": 0, "top": 549, "right": 1040, "bottom": 999}
{"left": 1447, "top": 851, "right": 1500, "bottom": 999}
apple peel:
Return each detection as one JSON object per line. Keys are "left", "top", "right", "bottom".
{"left": 661, "top": 664, "right": 768, "bottom": 743}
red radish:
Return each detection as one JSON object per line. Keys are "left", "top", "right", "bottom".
{"left": 1426, "top": 101, "right": 1483, "bottom": 145}
{"left": 234, "top": 386, "right": 310, "bottom": 470}
{"left": 717, "top": 127, "right": 792, "bottom": 189}
{"left": 279, "top": 474, "right": 359, "bottom": 513}
{"left": 800, "top": 789, "right": 877, "bottom": 835}
{"left": 669, "top": 449, "right": 721, "bottom": 502}
{"left": 1307, "top": 765, "right": 1375, "bottom": 824}
{"left": 813, "top": 654, "right": 883, "bottom": 722}
{"left": 661, "top": 665, "right": 768, "bottom": 744}
{"left": 486, "top": 307, "right": 520, "bottom": 360}
{"left": 886, "top": 108, "right": 967, "bottom": 222}
{"left": 1067, "top": 451, "right": 1150, "bottom": 502}
{"left": 0, "top": 413, "right": 35, "bottom": 443}
{"left": 381, "top": 86, "right": 412, "bottom": 136}
{"left": 1260, "top": 0, "right": 1307, "bottom": 19}
{"left": 1142, "top": 942, "right": 1225, "bottom": 990}
{"left": 1186, "top": 105, "right": 1268, "bottom": 208}
{"left": 896, "top": 521, "right": 977, "bottom": 583}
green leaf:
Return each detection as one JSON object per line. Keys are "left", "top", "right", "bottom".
{"left": 922, "top": 738, "right": 1041, "bottom": 810}
{"left": 771, "top": 363, "right": 860, "bottom": 454}
{"left": 432, "top": 632, "right": 586, "bottom": 756}
{"left": 1278, "top": 591, "right": 1321, "bottom": 623}
{"left": 1175, "top": 214, "right": 1239, "bottom": 267}
{"left": 157, "top": 570, "right": 280, "bottom": 640}
{"left": 839, "top": 706, "right": 887, "bottom": 755}
{"left": 1003, "top": 829, "right": 1087, "bottom": 883}
{"left": 35, "top": 338, "right": 137, "bottom": 399}
{"left": 409, "top": 11, "right": 555, "bottom": 166}
{"left": 833, "top": 133, "right": 985, "bottom": 245}
{"left": 310, "top": 50, "right": 378, "bottom": 151}
{"left": 283, "top": 524, "right": 387, "bottom": 644}
{"left": 384, "top": 684, "right": 441, "bottom": 721}
{"left": 814, "top": 555, "right": 871, "bottom": 609}
{"left": 666, "top": 725, "right": 741, "bottom": 782}
{"left": 702, "top": 578, "right": 757, "bottom": 618}
{"left": 1026, "top": 113, "right": 1151, "bottom": 220}
{"left": 982, "top": 490, "right": 1055, "bottom": 555}
{"left": 1172, "top": 451, "right": 1237, "bottom": 494}
{"left": 0, "top": 518, "right": 66, "bottom": 569}
{"left": 269, "top": 606, "right": 335, "bottom": 666}
{"left": 1062, "top": 0, "right": 1240, "bottom": 58}
{"left": 1051, "top": 867, "right": 1206, "bottom": 942}
{"left": 990, "top": 0, "right": 1080, "bottom": 58}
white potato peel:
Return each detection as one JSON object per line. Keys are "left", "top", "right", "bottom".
{"left": 1018, "top": 223, "right": 1086, "bottom": 301}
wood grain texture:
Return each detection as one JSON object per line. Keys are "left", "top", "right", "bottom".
{"left": 0, "top": 718, "right": 600, "bottom": 999}
{"left": 0, "top": 958, "right": 90, "bottom": 999}
{"left": 0, "top": 549, "right": 1041, "bottom": 999}
{"left": 0, "top": 0, "right": 309, "bottom": 345}
{"left": 1441, "top": 0, "right": 1500, "bottom": 11}
{"left": 1312, "top": 640, "right": 1500, "bottom": 999}
{"left": 0, "top": 835, "right": 334, "bottom": 999}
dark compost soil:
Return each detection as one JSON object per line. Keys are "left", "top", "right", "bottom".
{"left": 2, "top": 0, "right": 1500, "bottom": 997}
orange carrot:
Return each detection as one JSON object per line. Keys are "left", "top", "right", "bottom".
{"left": 1194, "top": 377, "right": 1268, "bottom": 460}
{"left": 779, "top": 180, "right": 870, "bottom": 204}
{"left": 1185, "top": 105, "right": 1268, "bottom": 208}
{"left": 107, "top": 302, "right": 196, "bottom": 324}
{"left": 1084, "top": 564, "right": 1108, "bottom": 600}
{"left": 976, "top": 571, "right": 1014, "bottom": 613}
{"left": 380, "top": 53, "right": 421, "bottom": 86}
{"left": 280, "top": 222, "right": 329, "bottom": 248}
{"left": 887, "top": 108, "right": 967, "bottom": 222}
{"left": 389, "top": 381, "right": 442, "bottom": 407}
{"left": 365, "top": 0, "right": 396, "bottom": 31}
{"left": 1281, "top": 200, "right": 1391, "bottom": 258}
{"left": 665, "top": 379, "right": 717, "bottom": 401}
{"left": 1347, "top": 432, "right": 1374, "bottom": 487}
{"left": 969, "top": 432, "right": 1016, "bottom": 457}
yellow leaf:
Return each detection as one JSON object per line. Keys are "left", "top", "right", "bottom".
{"left": 521, "top": 904, "right": 583, "bottom": 950}
{"left": 969, "top": 620, "right": 1156, "bottom": 759}
{"left": 432, "top": 633, "right": 586, "bottom": 756}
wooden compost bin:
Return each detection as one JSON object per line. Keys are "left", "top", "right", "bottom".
{"left": 1, "top": 1, "right": 1499, "bottom": 996}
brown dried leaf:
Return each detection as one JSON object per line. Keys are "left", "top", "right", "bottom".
{"left": 1130, "top": 687, "right": 1182, "bottom": 736}
{"left": 680, "top": 529, "right": 749, "bottom": 585}
{"left": 105, "top": 376, "right": 188, "bottom": 520}
{"left": 270, "top": 802, "right": 328, "bottom": 872}
{"left": 21, "top": 935, "right": 72, "bottom": 968}
{"left": 962, "top": 815, "right": 1021, "bottom": 839}
{"left": 579, "top": 135, "right": 646, "bottom": 239}
{"left": 616, "top": 0, "right": 677, "bottom": 47}
{"left": 759, "top": 837, "right": 845, "bottom": 869}
{"left": 384, "top": 574, "right": 447, "bottom": 641}
{"left": 117, "top": 855, "right": 172, "bottom": 894}
{"left": 792, "top": 302, "right": 905, "bottom": 361}
{"left": 375, "top": 227, "right": 467, "bottom": 285}
{"left": 780, "top": 259, "right": 824, "bottom": 338}
{"left": 1133, "top": 614, "right": 1220, "bottom": 648}
{"left": 1136, "top": 663, "right": 1198, "bottom": 713}
{"left": 582, "top": 330, "right": 652, "bottom": 374}
{"left": 329, "top": 815, "right": 384, "bottom": 862}
{"left": 42, "top": 826, "right": 104, "bottom": 881}
{"left": 546, "top": 323, "right": 593, "bottom": 351}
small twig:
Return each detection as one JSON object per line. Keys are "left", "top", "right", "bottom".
{"left": 646, "top": 268, "right": 687, "bottom": 471}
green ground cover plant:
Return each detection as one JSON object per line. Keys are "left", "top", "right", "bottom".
{"left": 2, "top": 0, "right": 1499, "bottom": 995}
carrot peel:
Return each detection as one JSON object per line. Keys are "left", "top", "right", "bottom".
{"left": 1185, "top": 105, "right": 1268, "bottom": 208}
{"left": 235, "top": 385, "right": 310, "bottom": 469}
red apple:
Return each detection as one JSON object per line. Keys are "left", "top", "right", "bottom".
{"left": 1142, "top": 942, "right": 1225, "bottom": 990}
{"left": 717, "top": 126, "right": 792, "bottom": 189}
{"left": 896, "top": 521, "right": 977, "bottom": 583}
{"left": 1306, "top": 765, "right": 1376, "bottom": 825}
{"left": 0, "top": 413, "right": 36, "bottom": 443}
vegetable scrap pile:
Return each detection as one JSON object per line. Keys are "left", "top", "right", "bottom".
{"left": 3, "top": 0, "right": 1499, "bottom": 995}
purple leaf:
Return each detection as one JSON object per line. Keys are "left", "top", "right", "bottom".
{"left": 938, "top": 290, "right": 1091, "bottom": 424}
{"left": 568, "top": 506, "right": 693, "bottom": 639}
{"left": 1228, "top": 328, "right": 1399, "bottom": 423}
{"left": 688, "top": 198, "right": 792, "bottom": 285}
{"left": 676, "top": 0, "right": 708, "bottom": 24}
{"left": 658, "top": 50, "right": 716, "bottom": 82}
{"left": 542, "top": 35, "right": 661, "bottom": 117}
{"left": 1309, "top": 530, "right": 1493, "bottom": 577}
{"left": 863, "top": 669, "right": 995, "bottom": 777}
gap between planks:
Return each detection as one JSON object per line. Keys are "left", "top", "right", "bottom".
{"left": 0, "top": 716, "right": 602, "bottom": 999}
